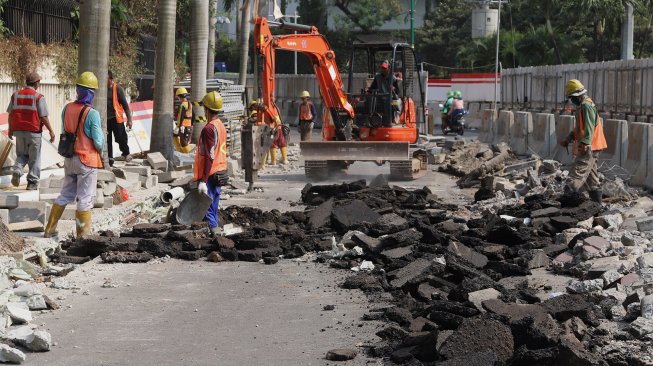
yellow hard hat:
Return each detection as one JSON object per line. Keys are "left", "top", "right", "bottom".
{"left": 76, "top": 71, "right": 98, "bottom": 90}
{"left": 565, "top": 79, "right": 586, "bottom": 97}
{"left": 202, "top": 91, "right": 223, "bottom": 111}
{"left": 300, "top": 90, "right": 310, "bottom": 98}
{"left": 175, "top": 87, "right": 188, "bottom": 96}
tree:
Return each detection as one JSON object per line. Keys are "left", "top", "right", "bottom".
{"left": 297, "top": 0, "right": 327, "bottom": 30}
{"left": 78, "top": 0, "right": 111, "bottom": 168}
{"left": 190, "top": 0, "right": 209, "bottom": 142}
{"left": 151, "top": 0, "right": 177, "bottom": 159}
{"left": 238, "top": 0, "right": 251, "bottom": 86}
{"left": 333, "top": 0, "right": 402, "bottom": 33}
{"left": 207, "top": 0, "right": 217, "bottom": 79}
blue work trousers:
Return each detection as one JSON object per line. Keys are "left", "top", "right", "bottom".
{"left": 205, "top": 178, "right": 221, "bottom": 229}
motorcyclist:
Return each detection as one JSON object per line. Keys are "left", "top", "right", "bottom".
{"left": 449, "top": 90, "right": 466, "bottom": 123}
{"left": 440, "top": 90, "right": 455, "bottom": 129}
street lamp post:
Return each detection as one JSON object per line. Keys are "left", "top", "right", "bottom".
{"left": 410, "top": 0, "right": 414, "bottom": 48}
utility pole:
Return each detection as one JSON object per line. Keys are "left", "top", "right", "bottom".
{"left": 492, "top": 0, "right": 503, "bottom": 114}
{"left": 620, "top": 4, "right": 634, "bottom": 60}
{"left": 410, "top": 0, "right": 414, "bottom": 48}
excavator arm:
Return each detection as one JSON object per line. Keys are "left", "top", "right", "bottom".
{"left": 254, "top": 17, "right": 354, "bottom": 135}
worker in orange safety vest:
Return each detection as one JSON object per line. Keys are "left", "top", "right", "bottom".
{"left": 298, "top": 90, "right": 316, "bottom": 141}
{"left": 194, "top": 91, "right": 229, "bottom": 237}
{"left": 559, "top": 79, "right": 607, "bottom": 204}
{"left": 107, "top": 71, "right": 133, "bottom": 166}
{"left": 174, "top": 87, "right": 193, "bottom": 153}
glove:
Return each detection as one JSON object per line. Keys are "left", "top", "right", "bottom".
{"left": 198, "top": 181, "right": 208, "bottom": 195}
{"left": 173, "top": 125, "right": 179, "bottom": 135}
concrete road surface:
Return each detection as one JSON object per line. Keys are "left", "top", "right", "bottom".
{"left": 28, "top": 260, "right": 386, "bottom": 366}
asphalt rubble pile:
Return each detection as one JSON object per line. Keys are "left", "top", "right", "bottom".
{"left": 32, "top": 140, "right": 653, "bottom": 365}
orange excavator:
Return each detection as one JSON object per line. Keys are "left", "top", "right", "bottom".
{"left": 253, "top": 17, "right": 427, "bottom": 180}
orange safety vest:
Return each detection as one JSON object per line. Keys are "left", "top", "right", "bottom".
{"left": 10, "top": 87, "right": 43, "bottom": 132}
{"left": 112, "top": 83, "right": 126, "bottom": 123}
{"left": 573, "top": 98, "right": 607, "bottom": 155}
{"left": 193, "top": 118, "right": 227, "bottom": 181}
{"left": 299, "top": 102, "right": 314, "bottom": 121}
{"left": 63, "top": 103, "right": 102, "bottom": 168}
{"left": 177, "top": 99, "right": 192, "bottom": 127}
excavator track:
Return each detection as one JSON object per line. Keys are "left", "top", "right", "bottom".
{"left": 389, "top": 151, "right": 428, "bottom": 181}
{"left": 305, "top": 160, "right": 328, "bottom": 181}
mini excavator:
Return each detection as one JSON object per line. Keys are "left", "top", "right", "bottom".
{"left": 253, "top": 17, "right": 427, "bottom": 180}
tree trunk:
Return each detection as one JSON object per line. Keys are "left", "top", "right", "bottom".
{"left": 151, "top": 0, "right": 177, "bottom": 160}
{"left": 78, "top": 0, "right": 111, "bottom": 168}
{"left": 207, "top": 0, "right": 217, "bottom": 79}
{"left": 238, "top": 0, "right": 251, "bottom": 87}
{"left": 191, "top": 0, "right": 209, "bottom": 142}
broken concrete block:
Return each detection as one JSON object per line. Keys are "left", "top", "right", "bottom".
{"left": 0, "top": 195, "right": 18, "bottom": 209}
{"left": 170, "top": 175, "right": 194, "bottom": 188}
{"left": 13, "top": 283, "right": 40, "bottom": 297}
{"left": 307, "top": 198, "right": 333, "bottom": 230}
{"left": 468, "top": 288, "right": 501, "bottom": 312}
{"left": 371, "top": 213, "right": 409, "bottom": 235}
{"left": 583, "top": 236, "right": 610, "bottom": 251}
{"left": 629, "top": 317, "right": 653, "bottom": 338}
{"left": 555, "top": 228, "right": 586, "bottom": 246}
{"left": 601, "top": 270, "right": 622, "bottom": 287}
{"left": 156, "top": 170, "right": 186, "bottom": 183}
{"left": 146, "top": 152, "right": 168, "bottom": 171}
{"left": 566, "top": 279, "right": 603, "bottom": 294}
{"left": 331, "top": 200, "right": 380, "bottom": 232}
{"left": 100, "top": 181, "right": 117, "bottom": 196}
{"left": 381, "top": 246, "right": 414, "bottom": 260}
{"left": 531, "top": 207, "right": 560, "bottom": 218}
{"left": 139, "top": 174, "right": 158, "bottom": 189}
{"left": 325, "top": 348, "right": 357, "bottom": 361}
{"left": 390, "top": 259, "right": 432, "bottom": 288}
{"left": 97, "top": 169, "right": 116, "bottom": 182}
{"left": 93, "top": 191, "right": 104, "bottom": 209}
{"left": 636, "top": 217, "right": 653, "bottom": 232}
{"left": 447, "top": 241, "right": 488, "bottom": 268}
{"left": 104, "top": 196, "right": 114, "bottom": 209}
{"left": 553, "top": 251, "right": 574, "bottom": 264}
{"left": 576, "top": 217, "right": 594, "bottom": 230}
{"left": 0, "top": 344, "right": 25, "bottom": 364}
{"left": 352, "top": 232, "right": 382, "bottom": 253}
{"left": 26, "top": 295, "right": 47, "bottom": 311}
{"left": 123, "top": 171, "right": 141, "bottom": 183}
{"left": 48, "top": 176, "right": 64, "bottom": 188}
{"left": 7, "top": 220, "right": 44, "bottom": 232}
{"left": 8, "top": 326, "right": 51, "bottom": 352}
{"left": 123, "top": 165, "right": 152, "bottom": 176}
{"left": 440, "top": 317, "right": 514, "bottom": 363}
{"left": 0, "top": 210, "right": 7, "bottom": 225}
{"left": 594, "top": 214, "right": 623, "bottom": 231}
{"left": 115, "top": 177, "right": 140, "bottom": 192}
{"left": 5, "top": 302, "right": 31, "bottom": 324}
{"left": 637, "top": 253, "right": 653, "bottom": 269}
{"left": 9, "top": 200, "right": 48, "bottom": 225}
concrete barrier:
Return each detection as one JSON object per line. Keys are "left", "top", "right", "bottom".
{"left": 479, "top": 109, "right": 496, "bottom": 143}
{"left": 511, "top": 111, "right": 532, "bottom": 155}
{"left": 495, "top": 110, "right": 514, "bottom": 144}
{"left": 552, "top": 115, "right": 575, "bottom": 166}
{"left": 624, "top": 122, "right": 653, "bottom": 187}
{"left": 598, "top": 119, "right": 628, "bottom": 168}
{"left": 527, "top": 113, "right": 556, "bottom": 159}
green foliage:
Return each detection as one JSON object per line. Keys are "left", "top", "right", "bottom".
{"left": 51, "top": 42, "right": 78, "bottom": 98}
{"left": 0, "top": 37, "right": 47, "bottom": 86}
{"left": 333, "top": 0, "right": 402, "bottom": 33}
{"left": 298, "top": 0, "right": 328, "bottom": 30}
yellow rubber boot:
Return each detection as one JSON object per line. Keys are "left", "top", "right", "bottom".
{"left": 280, "top": 147, "right": 289, "bottom": 165}
{"left": 44, "top": 204, "right": 65, "bottom": 238}
{"left": 75, "top": 210, "right": 92, "bottom": 238}
{"left": 260, "top": 152, "right": 268, "bottom": 170}
{"left": 269, "top": 147, "right": 277, "bottom": 166}
{"left": 173, "top": 136, "right": 183, "bottom": 152}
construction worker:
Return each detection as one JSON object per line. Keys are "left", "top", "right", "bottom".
{"left": 174, "top": 87, "right": 193, "bottom": 153}
{"left": 7, "top": 72, "right": 56, "bottom": 190}
{"left": 106, "top": 71, "right": 132, "bottom": 166}
{"left": 298, "top": 90, "right": 316, "bottom": 141}
{"left": 44, "top": 71, "right": 104, "bottom": 238}
{"left": 369, "top": 60, "right": 399, "bottom": 127}
{"left": 268, "top": 116, "right": 289, "bottom": 166}
{"left": 194, "top": 91, "right": 228, "bottom": 237}
{"left": 559, "top": 79, "right": 607, "bottom": 204}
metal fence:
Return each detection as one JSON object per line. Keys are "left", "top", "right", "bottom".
{"left": 2, "top": 0, "right": 76, "bottom": 44}
{"left": 501, "top": 58, "right": 653, "bottom": 116}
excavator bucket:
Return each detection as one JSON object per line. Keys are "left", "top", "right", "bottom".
{"left": 301, "top": 141, "right": 426, "bottom": 181}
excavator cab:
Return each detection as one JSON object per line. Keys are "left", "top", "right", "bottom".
{"left": 347, "top": 42, "right": 419, "bottom": 131}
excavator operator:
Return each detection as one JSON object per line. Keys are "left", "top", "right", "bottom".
{"left": 368, "top": 60, "right": 399, "bottom": 127}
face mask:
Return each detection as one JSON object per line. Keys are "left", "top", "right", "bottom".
{"left": 75, "top": 86, "right": 95, "bottom": 106}
{"left": 570, "top": 96, "right": 582, "bottom": 106}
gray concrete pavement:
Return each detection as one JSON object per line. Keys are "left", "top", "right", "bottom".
{"left": 28, "top": 260, "right": 386, "bottom": 366}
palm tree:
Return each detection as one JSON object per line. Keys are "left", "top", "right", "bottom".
{"left": 207, "top": 0, "right": 217, "bottom": 79}
{"left": 191, "top": 0, "right": 209, "bottom": 142}
{"left": 151, "top": 0, "right": 177, "bottom": 159}
{"left": 78, "top": 0, "right": 111, "bottom": 168}
{"left": 224, "top": 0, "right": 251, "bottom": 88}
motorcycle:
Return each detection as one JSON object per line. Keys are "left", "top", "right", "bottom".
{"left": 438, "top": 104, "right": 465, "bottom": 136}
